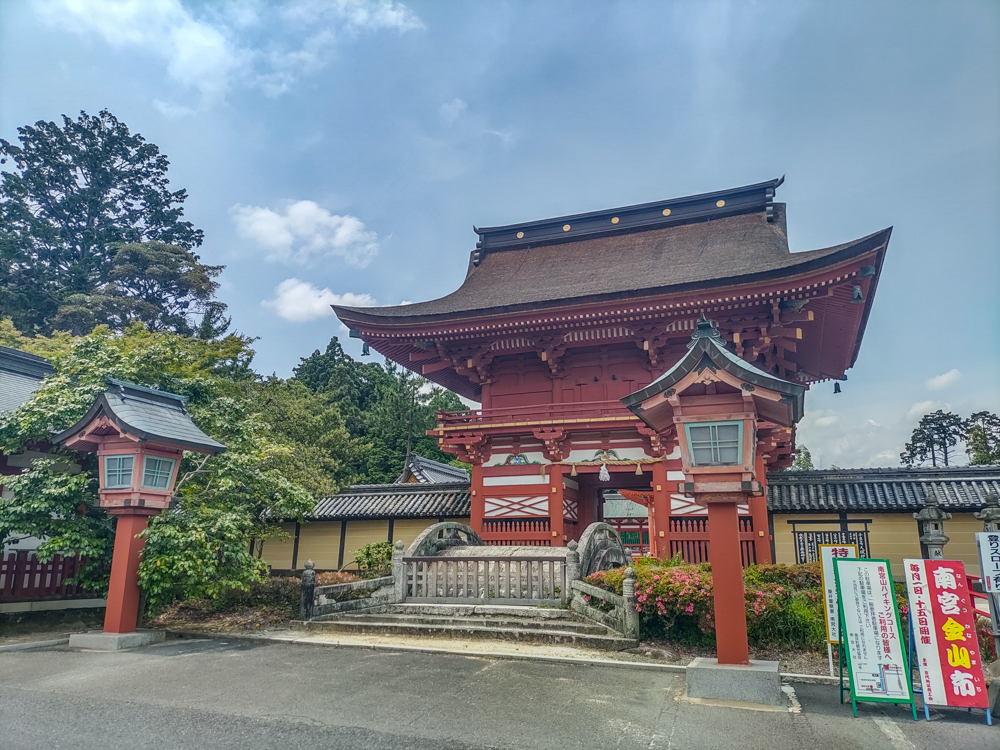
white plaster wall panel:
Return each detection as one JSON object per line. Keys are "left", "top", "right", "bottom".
{"left": 563, "top": 497, "right": 579, "bottom": 521}
{"left": 483, "top": 475, "right": 550, "bottom": 486}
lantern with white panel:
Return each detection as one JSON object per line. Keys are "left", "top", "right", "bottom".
{"left": 56, "top": 379, "right": 225, "bottom": 650}
{"left": 621, "top": 316, "right": 805, "bottom": 705}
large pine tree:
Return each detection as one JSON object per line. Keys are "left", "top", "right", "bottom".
{"left": 0, "top": 110, "right": 227, "bottom": 337}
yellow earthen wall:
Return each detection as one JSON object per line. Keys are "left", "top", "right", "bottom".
{"left": 259, "top": 522, "right": 296, "bottom": 569}
{"left": 341, "top": 520, "right": 391, "bottom": 567}
{"left": 296, "top": 521, "right": 344, "bottom": 569}
{"left": 772, "top": 512, "right": 988, "bottom": 575}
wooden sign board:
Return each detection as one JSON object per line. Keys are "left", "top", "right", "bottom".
{"left": 833, "top": 558, "right": 915, "bottom": 718}
{"left": 819, "top": 543, "right": 858, "bottom": 644}
{"left": 904, "top": 559, "right": 988, "bottom": 709}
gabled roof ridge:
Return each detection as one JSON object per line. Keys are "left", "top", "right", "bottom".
{"left": 0, "top": 345, "right": 55, "bottom": 380}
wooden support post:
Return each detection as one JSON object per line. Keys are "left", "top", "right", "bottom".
{"left": 706, "top": 499, "right": 750, "bottom": 665}
{"left": 549, "top": 464, "right": 565, "bottom": 545}
{"left": 103, "top": 511, "right": 153, "bottom": 634}
{"left": 751, "top": 453, "right": 772, "bottom": 564}
{"left": 470, "top": 463, "right": 485, "bottom": 538}
{"left": 651, "top": 461, "right": 671, "bottom": 559}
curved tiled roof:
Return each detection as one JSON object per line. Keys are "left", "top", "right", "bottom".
{"left": 767, "top": 466, "right": 1000, "bottom": 513}
{"left": 312, "top": 482, "right": 471, "bottom": 520}
{"left": 396, "top": 454, "right": 470, "bottom": 484}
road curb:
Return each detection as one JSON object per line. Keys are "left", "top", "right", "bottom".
{"left": 0, "top": 638, "right": 70, "bottom": 653}
{"left": 168, "top": 630, "right": 846, "bottom": 685}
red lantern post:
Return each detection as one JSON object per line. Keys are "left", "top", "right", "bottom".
{"left": 56, "top": 380, "right": 225, "bottom": 649}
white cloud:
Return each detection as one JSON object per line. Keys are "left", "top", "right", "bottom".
{"left": 263, "top": 278, "right": 375, "bottom": 322}
{"left": 813, "top": 415, "right": 838, "bottom": 428}
{"left": 926, "top": 368, "right": 961, "bottom": 391}
{"left": 38, "top": 0, "right": 241, "bottom": 104}
{"left": 440, "top": 98, "right": 467, "bottom": 122}
{"left": 231, "top": 200, "right": 379, "bottom": 267}
{"left": 907, "top": 400, "right": 946, "bottom": 419}
{"left": 36, "top": 0, "right": 422, "bottom": 105}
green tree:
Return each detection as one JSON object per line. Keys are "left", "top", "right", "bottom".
{"left": 52, "top": 242, "right": 228, "bottom": 338}
{"left": 790, "top": 445, "right": 814, "bottom": 470}
{"left": 964, "top": 411, "right": 1000, "bottom": 465}
{"left": 0, "top": 110, "right": 226, "bottom": 336}
{"left": 294, "top": 338, "right": 466, "bottom": 483}
{"left": 248, "top": 378, "right": 366, "bottom": 498}
{"left": 901, "top": 410, "right": 965, "bottom": 467}
{"left": 0, "top": 323, "right": 319, "bottom": 608}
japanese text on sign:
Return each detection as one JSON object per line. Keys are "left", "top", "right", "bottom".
{"left": 903, "top": 559, "right": 987, "bottom": 709}
{"left": 819, "top": 544, "right": 858, "bottom": 643}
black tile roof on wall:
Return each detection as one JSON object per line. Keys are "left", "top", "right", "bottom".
{"left": 767, "top": 466, "right": 1000, "bottom": 513}
{"left": 312, "top": 482, "right": 471, "bottom": 521}
{"left": 396, "top": 454, "right": 470, "bottom": 484}
{"left": 0, "top": 346, "right": 54, "bottom": 413}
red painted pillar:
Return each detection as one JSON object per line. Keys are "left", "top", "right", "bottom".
{"left": 751, "top": 452, "right": 772, "bottom": 564}
{"left": 104, "top": 511, "right": 153, "bottom": 634}
{"left": 706, "top": 500, "right": 749, "bottom": 665}
{"left": 470, "top": 464, "right": 485, "bottom": 537}
{"left": 651, "top": 462, "right": 671, "bottom": 560}
{"left": 549, "top": 465, "right": 565, "bottom": 545}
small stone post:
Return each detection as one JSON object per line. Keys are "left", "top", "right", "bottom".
{"left": 622, "top": 567, "right": 639, "bottom": 640}
{"left": 392, "top": 540, "right": 406, "bottom": 603}
{"left": 299, "top": 560, "right": 315, "bottom": 621}
{"left": 913, "top": 490, "right": 951, "bottom": 560}
{"left": 564, "top": 540, "right": 581, "bottom": 606}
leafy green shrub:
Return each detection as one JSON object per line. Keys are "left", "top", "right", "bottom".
{"left": 585, "top": 560, "right": 827, "bottom": 650}
{"left": 315, "top": 571, "right": 361, "bottom": 586}
{"left": 352, "top": 541, "right": 393, "bottom": 577}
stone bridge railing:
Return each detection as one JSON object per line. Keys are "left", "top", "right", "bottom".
{"left": 298, "top": 521, "right": 639, "bottom": 639}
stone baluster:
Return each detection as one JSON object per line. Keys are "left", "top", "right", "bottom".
{"left": 622, "top": 567, "right": 639, "bottom": 640}
{"left": 565, "top": 540, "right": 581, "bottom": 606}
{"left": 392, "top": 540, "right": 406, "bottom": 603}
{"left": 299, "top": 560, "right": 315, "bottom": 621}
{"left": 913, "top": 490, "right": 951, "bottom": 560}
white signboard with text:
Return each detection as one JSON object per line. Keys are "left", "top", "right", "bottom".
{"left": 819, "top": 543, "right": 858, "bottom": 643}
{"left": 834, "top": 558, "right": 913, "bottom": 706}
{"left": 976, "top": 532, "right": 1000, "bottom": 593}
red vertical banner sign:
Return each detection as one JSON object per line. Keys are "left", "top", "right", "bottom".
{"left": 903, "top": 559, "right": 988, "bottom": 709}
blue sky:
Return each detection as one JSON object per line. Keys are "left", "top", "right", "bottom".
{"left": 1, "top": 0, "right": 997, "bottom": 468}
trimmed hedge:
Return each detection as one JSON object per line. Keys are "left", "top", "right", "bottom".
{"left": 586, "top": 558, "right": 828, "bottom": 650}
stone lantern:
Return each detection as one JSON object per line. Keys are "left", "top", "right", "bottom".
{"left": 913, "top": 489, "right": 951, "bottom": 560}
{"left": 621, "top": 315, "right": 804, "bottom": 705}
{"left": 974, "top": 492, "right": 1000, "bottom": 532}
{"left": 55, "top": 379, "right": 225, "bottom": 649}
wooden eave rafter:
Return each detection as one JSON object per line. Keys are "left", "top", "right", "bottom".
{"left": 347, "top": 244, "right": 885, "bottom": 400}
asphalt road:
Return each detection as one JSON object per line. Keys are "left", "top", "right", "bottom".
{"left": 0, "top": 638, "right": 994, "bottom": 749}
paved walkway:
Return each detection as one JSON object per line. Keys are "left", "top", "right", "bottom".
{"left": 0, "top": 638, "right": 993, "bottom": 749}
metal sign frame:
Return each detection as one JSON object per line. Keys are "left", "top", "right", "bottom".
{"left": 833, "top": 558, "right": 917, "bottom": 720}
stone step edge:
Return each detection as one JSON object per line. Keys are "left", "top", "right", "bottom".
{"left": 330, "top": 614, "right": 613, "bottom": 632}
{"left": 166, "top": 629, "right": 844, "bottom": 686}
{"left": 296, "top": 620, "right": 633, "bottom": 644}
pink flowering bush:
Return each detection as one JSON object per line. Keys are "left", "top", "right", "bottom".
{"left": 585, "top": 560, "right": 827, "bottom": 650}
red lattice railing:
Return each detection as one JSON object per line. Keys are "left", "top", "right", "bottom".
{"left": 0, "top": 552, "right": 97, "bottom": 601}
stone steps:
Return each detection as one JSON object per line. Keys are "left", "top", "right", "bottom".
{"left": 331, "top": 612, "right": 613, "bottom": 636}
{"left": 294, "top": 604, "right": 636, "bottom": 651}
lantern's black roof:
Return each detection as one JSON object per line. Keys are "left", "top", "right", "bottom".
{"left": 396, "top": 454, "right": 470, "bottom": 484}
{"left": 0, "top": 346, "right": 54, "bottom": 413}
{"left": 621, "top": 315, "right": 806, "bottom": 425}
{"left": 53, "top": 378, "right": 225, "bottom": 454}
{"left": 767, "top": 466, "right": 1000, "bottom": 513}
{"left": 312, "top": 482, "right": 471, "bottom": 520}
